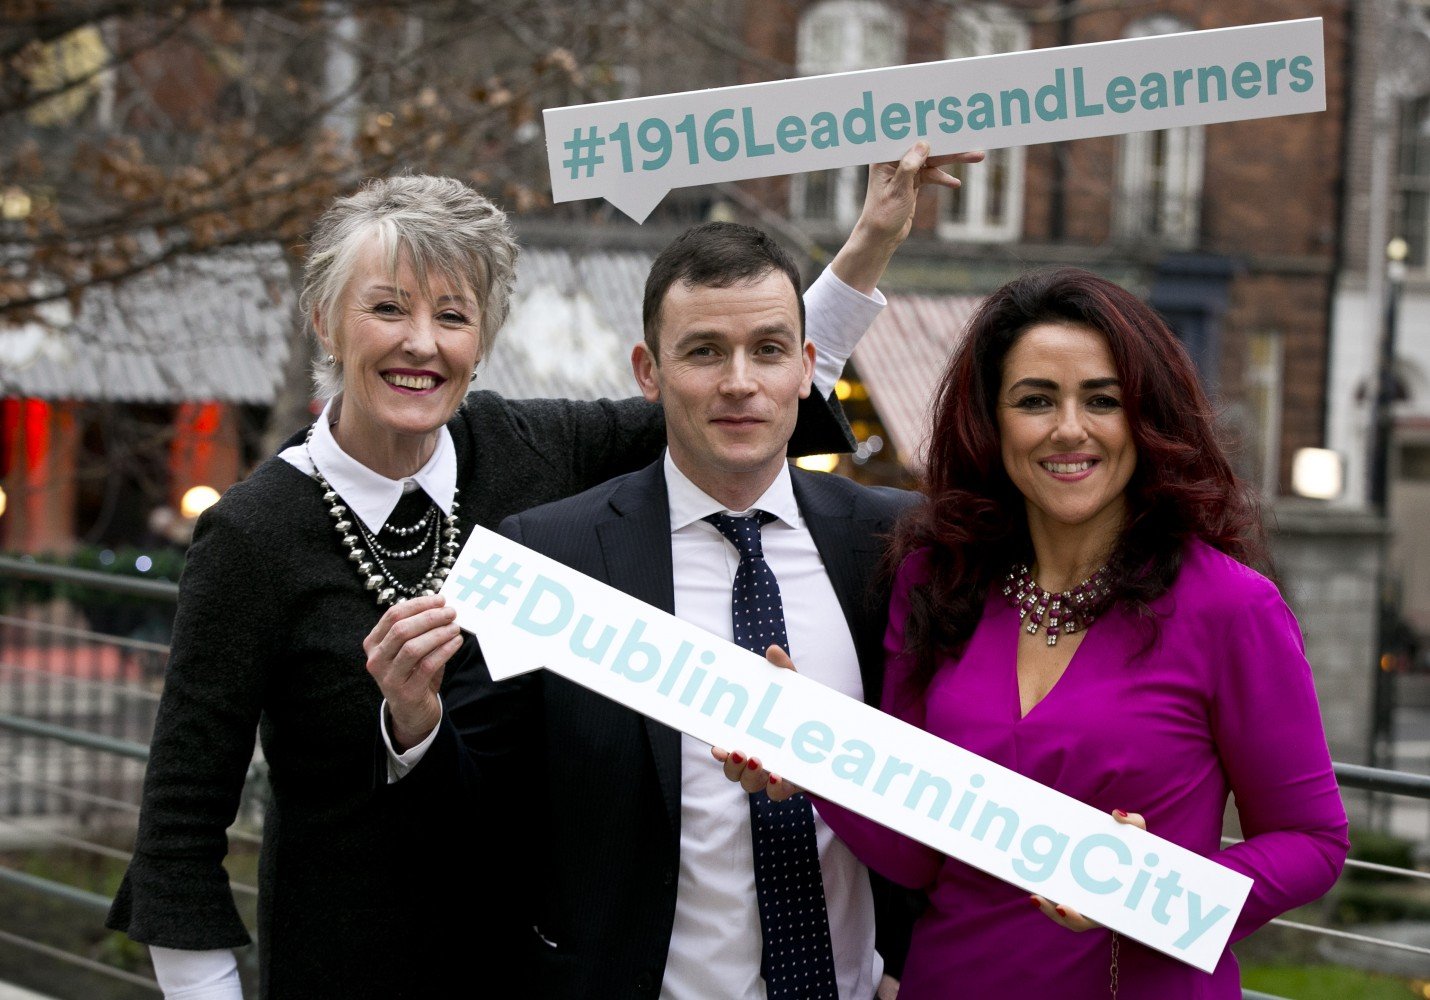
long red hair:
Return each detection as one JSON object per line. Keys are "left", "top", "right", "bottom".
{"left": 893, "top": 267, "right": 1266, "bottom": 691}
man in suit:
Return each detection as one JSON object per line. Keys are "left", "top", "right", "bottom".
{"left": 379, "top": 222, "right": 917, "bottom": 999}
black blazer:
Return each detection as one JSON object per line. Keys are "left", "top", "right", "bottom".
{"left": 398, "top": 461, "right": 918, "bottom": 999}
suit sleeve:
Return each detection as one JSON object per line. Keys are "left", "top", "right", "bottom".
{"left": 815, "top": 551, "right": 945, "bottom": 891}
{"left": 1205, "top": 578, "right": 1349, "bottom": 942}
{"left": 107, "top": 505, "right": 274, "bottom": 949}
{"left": 869, "top": 872, "right": 923, "bottom": 980}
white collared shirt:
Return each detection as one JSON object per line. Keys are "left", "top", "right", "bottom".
{"left": 659, "top": 453, "right": 879, "bottom": 1000}
{"left": 277, "top": 397, "right": 458, "bottom": 532}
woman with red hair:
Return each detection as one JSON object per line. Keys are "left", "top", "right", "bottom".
{"left": 727, "top": 267, "right": 1348, "bottom": 997}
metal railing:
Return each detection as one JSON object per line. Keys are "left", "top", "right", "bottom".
{"left": 0, "top": 556, "right": 1428, "bottom": 998}
{"left": 0, "top": 554, "right": 263, "bottom": 997}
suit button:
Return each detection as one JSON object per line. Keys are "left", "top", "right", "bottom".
{"left": 662, "top": 869, "right": 675, "bottom": 887}
{"left": 635, "top": 972, "right": 655, "bottom": 992}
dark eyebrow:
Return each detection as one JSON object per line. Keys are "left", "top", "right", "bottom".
{"left": 1008, "top": 376, "right": 1121, "bottom": 392}
{"left": 670, "top": 324, "right": 798, "bottom": 351}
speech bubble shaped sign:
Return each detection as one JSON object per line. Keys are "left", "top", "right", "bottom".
{"left": 543, "top": 17, "right": 1324, "bottom": 222}
{"left": 442, "top": 525, "right": 1253, "bottom": 972}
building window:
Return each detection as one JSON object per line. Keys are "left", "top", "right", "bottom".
{"left": 22, "top": 25, "right": 115, "bottom": 128}
{"left": 1114, "top": 16, "right": 1204, "bottom": 247}
{"left": 1244, "top": 329, "right": 1284, "bottom": 496}
{"left": 1398, "top": 95, "right": 1430, "bottom": 269}
{"left": 793, "top": 1, "right": 905, "bottom": 228}
{"left": 938, "top": 4, "right": 1027, "bottom": 242}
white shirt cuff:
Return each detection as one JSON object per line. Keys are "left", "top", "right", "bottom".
{"left": 149, "top": 946, "right": 242, "bottom": 1000}
{"left": 805, "top": 267, "right": 886, "bottom": 397}
{"left": 381, "top": 698, "right": 442, "bottom": 783}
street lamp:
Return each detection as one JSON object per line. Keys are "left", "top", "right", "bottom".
{"left": 1369, "top": 236, "right": 1408, "bottom": 511}
{"left": 1368, "top": 237, "right": 1409, "bottom": 779}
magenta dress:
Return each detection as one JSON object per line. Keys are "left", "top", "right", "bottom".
{"left": 816, "top": 540, "right": 1348, "bottom": 999}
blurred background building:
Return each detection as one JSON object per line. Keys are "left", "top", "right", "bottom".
{"left": 7, "top": 3, "right": 1430, "bottom": 996}
{"left": 0, "top": 0, "right": 1391, "bottom": 768}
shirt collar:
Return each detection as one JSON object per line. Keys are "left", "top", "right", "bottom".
{"left": 663, "top": 450, "right": 800, "bottom": 532}
{"left": 279, "top": 398, "right": 457, "bottom": 534}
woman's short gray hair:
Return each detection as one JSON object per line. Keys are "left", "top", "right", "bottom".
{"left": 299, "top": 175, "right": 520, "bottom": 399}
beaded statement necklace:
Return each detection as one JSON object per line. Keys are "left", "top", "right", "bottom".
{"left": 1002, "top": 563, "right": 1111, "bottom": 646}
{"left": 305, "top": 425, "right": 460, "bottom": 606}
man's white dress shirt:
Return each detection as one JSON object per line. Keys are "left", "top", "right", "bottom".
{"left": 658, "top": 453, "right": 881, "bottom": 1000}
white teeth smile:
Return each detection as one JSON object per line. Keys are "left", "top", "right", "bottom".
{"left": 1043, "top": 461, "right": 1093, "bottom": 474}
{"left": 384, "top": 373, "right": 438, "bottom": 390}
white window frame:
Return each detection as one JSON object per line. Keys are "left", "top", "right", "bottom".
{"left": 937, "top": 4, "right": 1027, "bottom": 243}
{"left": 1397, "top": 94, "right": 1430, "bottom": 270}
{"left": 792, "top": 1, "right": 905, "bottom": 228}
{"left": 1245, "top": 329, "right": 1284, "bottom": 496}
{"left": 1114, "top": 16, "right": 1205, "bottom": 247}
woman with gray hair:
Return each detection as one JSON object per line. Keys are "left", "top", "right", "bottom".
{"left": 106, "top": 145, "right": 975, "bottom": 1000}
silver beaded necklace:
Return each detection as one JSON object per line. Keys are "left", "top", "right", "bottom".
{"left": 305, "top": 425, "right": 460, "bottom": 606}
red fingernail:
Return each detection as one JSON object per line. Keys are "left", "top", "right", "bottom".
{"left": 747, "top": 758, "right": 760, "bottom": 771}
{"left": 730, "top": 752, "right": 744, "bottom": 764}
{"left": 1113, "top": 809, "right": 1128, "bottom": 818}
{"left": 769, "top": 776, "right": 781, "bottom": 785}
{"left": 1028, "top": 896, "right": 1042, "bottom": 909}
{"left": 1055, "top": 906, "right": 1067, "bottom": 917}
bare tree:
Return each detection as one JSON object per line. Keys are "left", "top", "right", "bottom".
{"left": 2, "top": 2, "right": 656, "bottom": 448}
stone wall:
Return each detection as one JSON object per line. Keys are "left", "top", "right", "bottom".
{"left": 1267, "top": 501, "right": 1384, "bottom": 768}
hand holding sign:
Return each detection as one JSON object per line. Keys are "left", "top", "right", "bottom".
{"left": 713, "top": 643, "right": 804, "bottom": 801}
{"left": 1029, "top": 810, "right": 1146, "bottom": 932}
{"left": 830, "top": 142, "right": 985, "bottom": 293}
{"left": 365, "top": 594, "right": 462, "bottom": 752}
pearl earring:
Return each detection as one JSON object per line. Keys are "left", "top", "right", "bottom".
{"left": 325, "top": 354, "right": 335, "bottom": 366}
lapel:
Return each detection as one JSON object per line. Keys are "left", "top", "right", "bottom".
{"left": 594, "top": 461, "right": 683, "bottom": 832}
{"left": 791, "top": 469, "right": 887, "bottom": 706}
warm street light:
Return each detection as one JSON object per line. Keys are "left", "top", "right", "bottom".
{"left": 1291, "top": 447, "right": 1343, "bottom": 500}
{"left": 1, "top": 186, "right": 31, "bottom": 220}
{"left": 180, "top": 485, "right": 220, "bottom": 519}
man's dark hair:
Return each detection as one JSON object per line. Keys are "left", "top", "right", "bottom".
{"left": 641, "top": 221, "right": 806, "bottom": 357}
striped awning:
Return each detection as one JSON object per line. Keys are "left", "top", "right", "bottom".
{"left": 850, "top": 293, "right": 982, "bottom": 469}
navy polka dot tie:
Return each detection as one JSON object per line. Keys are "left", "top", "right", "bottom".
{"left": 705, "top": 512, "right": 838, "bottom": 1000}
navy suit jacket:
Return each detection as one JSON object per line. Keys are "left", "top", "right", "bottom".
{"left": 399, "top": 461, "right": 919, "bottom": 999}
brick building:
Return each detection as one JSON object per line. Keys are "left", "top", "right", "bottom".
{"left": 737, "top": 0, "right": 1349, "bottom": 497}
